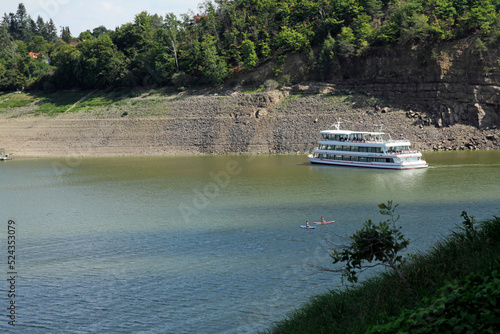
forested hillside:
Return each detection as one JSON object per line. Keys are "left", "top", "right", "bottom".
{"left": 2, "top": 0, "right": 500, "bottom": 91}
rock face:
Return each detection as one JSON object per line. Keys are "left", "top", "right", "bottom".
{"left": 0, "top": 88, "right": 498, "bottom": 158}
{"left": 322, "top": 38, "right": 500, "bottom": 130}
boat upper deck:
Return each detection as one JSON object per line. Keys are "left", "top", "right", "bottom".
{"left": 320, "top": 129, "right": 384, "bottom": 136}
{"left": 319, "top": 130, "right": 411, "bottom": 146}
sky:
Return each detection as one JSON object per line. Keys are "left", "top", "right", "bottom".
{"left": 1, "top": 0, "right": 203, "bottom": 36}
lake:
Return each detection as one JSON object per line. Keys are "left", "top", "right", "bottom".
{"left": 1, "top": 151, "right": 499, "bottom": 333}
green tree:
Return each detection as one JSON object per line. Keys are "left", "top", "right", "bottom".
{"left": 163, "top": 13, "right": 181, "bottom": 72}
{"left": 1, "top": 40, "right": 29, "bottom": 89}
{"left": 0, "top": 22, "right": 23, "bottom": 90}
{"left": 77, "top": 34, "right": 127, "bottom": 88}
{"left": 336, "top": 26, "right": 356, "bottom": 57}
{"left": 51, "top": 44, "right": 83, "bottom": 88}
{"left": 317, "top": 33, "right": 336, "bottom": 80}
{"left": 14, "top": 3, "right": 29, "bottom": 41}
{"left": 466, "top": 0, "right": 497, "bottom": 34}
{"left": 277, "top": 26, "right": 310, "bottom": 52}
{"left": 61, "top": 26, "right": 72, "bottom": 43}
{"left": 35, "top": 16, "right": 46, "bottom": 37}
{"left": 44, "top": 19, "right": 58, "bottom": 42}
{"left": 330, "top": 201, "right": 410, "bottom": 284}
{"left": 0, "top": 21, "right": 13, "bottom": 57}
{"left": 78, "top": 30, "right": 94, "bottom": 42}
{"left": 199, "top": 34, "right": 228, "bottom": 84}
{"left": 27, "top": 35, "right": 49, "bottom": 53}
{"left": 241, "top": 38, "right": 258, "bottom": 69}
{"left": 92, "top": 25, "right": 110, "bottom": 38}
{"left": 3, "top": 3, "right": 32, "bottom": 42}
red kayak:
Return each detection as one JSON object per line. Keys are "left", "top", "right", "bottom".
{"left": 313, "top": 221, "right": 335, "bottom": 224}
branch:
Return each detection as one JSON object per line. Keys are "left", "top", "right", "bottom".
{"left": 381, "top": 250, "right": 408, "bottom": 285}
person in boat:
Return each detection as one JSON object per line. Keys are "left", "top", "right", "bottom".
{"left": 320, "top": 216, "right": 326, "bottom": 224}
{"left": 306, "top": 221, "right": 310, "bottom": 228}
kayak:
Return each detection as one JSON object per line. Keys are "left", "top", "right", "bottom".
{"left": 300, "top": 225, "right": 316, "bottom": 229}
{"left": 313, "top": 220, "right": 335, "bottom": 224}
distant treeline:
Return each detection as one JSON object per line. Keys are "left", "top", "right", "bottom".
{"left": 2, "top": 1, "right": 500, "bottom": 91}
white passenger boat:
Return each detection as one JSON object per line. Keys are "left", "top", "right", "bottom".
{"left": 308, "top": 120, "right": 428, "bottom": 169}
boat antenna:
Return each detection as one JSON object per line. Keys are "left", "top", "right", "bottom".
{"left": 331, "top": 118, "right": 341, "bottom": 130}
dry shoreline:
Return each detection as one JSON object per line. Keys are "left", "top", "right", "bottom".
{"left": 1, "top": 89, "right": 498, "bottom": 158}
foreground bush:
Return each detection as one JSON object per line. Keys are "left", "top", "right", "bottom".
{"left": 368, "top": 270, "right": 500, "bottom": 333}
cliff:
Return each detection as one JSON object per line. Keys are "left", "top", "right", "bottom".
{"left": 266, "top": 36, "right": 500, "bottom": 131}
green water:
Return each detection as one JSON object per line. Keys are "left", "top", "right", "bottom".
{"left": 0, "top": 151, "right": 498, "bottom": 333}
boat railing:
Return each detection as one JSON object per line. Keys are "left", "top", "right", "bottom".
{"left": 321, "top": 137, "right": 414, "bottom": 145}
{"left": 322, "top": 138, "right": 384, "bottom": 143}
{"left": 386, "top": 150, "right": 421, "bottom": 155}
{"left": 314, "top": 147, "right": 421, "bottom": 155}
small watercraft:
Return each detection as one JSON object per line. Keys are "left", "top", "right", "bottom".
{"left": 313, "top": 221, "right": 334, "bottom": 224}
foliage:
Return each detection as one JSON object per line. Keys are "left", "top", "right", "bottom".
{"left": 61, "top": 27, "right": 72, "bottom": 44}
{"left": 276, "top": 26, "right": 310, "bottom": 52}
{"left": 77, "top": 35, "right": 128, "bottom": 88}
{"left": 336, "top": 27, "right": 357, "bottom": 57}
{"left": 199, "top": 34, "right": 228, "bottom": 85}
{"left": 171, "top": 71, "right": 192, "bottom": 89}
{"left": 241, "top": 39, "right": 258, "bottom": 69}
{"left": 3, "top": 1, "right": 500, "bottom": 91}
{"left": 367, "top": 270, "right": 500, "bottom": 333}
{"left": 330, "top": 201, "right": 410, "bottom": 284}
{"left": 458, "top": 210, "right": 477, "bottom": 242}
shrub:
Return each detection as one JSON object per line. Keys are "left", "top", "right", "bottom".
{"left": 368, "top": 270, "right": 500, "bottom": 333}
{"left": 331, "top": 201, "right": 410, "bottom": 284}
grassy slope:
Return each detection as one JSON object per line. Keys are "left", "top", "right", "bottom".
{"left": 0, "top": 88, "right": 174, "bottom": 116}
{"left": 264, "top": 216, "right": 500, "bottom": 333}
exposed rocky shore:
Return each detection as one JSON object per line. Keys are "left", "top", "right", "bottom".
{"left": 0, "top": 85, "right": 498, "bottom": 158}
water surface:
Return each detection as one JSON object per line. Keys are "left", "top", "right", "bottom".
{"left": 0, "top": 151, "right": 499, "bottom": 333}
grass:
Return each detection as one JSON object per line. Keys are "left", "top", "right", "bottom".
{"left": 0, "top": 92, "right": 35, "bottom": 109}
{"left": 71, "top": 90, "right": 125, "bottom": 112}
{"left": 0, "top": 88, "right": 173, "bottom": 116}
{"left": 33, "top": 90, "right": 94, "bottom": 115}
{"left": 0, "top": 90, "right": 95, "bottom": 115}
{"left": 264, "top": 215, "right": 500, "bottom": 334}
{"left": 241, "top": 85, "right": 267, "bottom": 94}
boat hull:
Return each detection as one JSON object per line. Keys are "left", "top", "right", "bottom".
{"left": 308, "top": 156, "right": 428, "bottom": 170}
